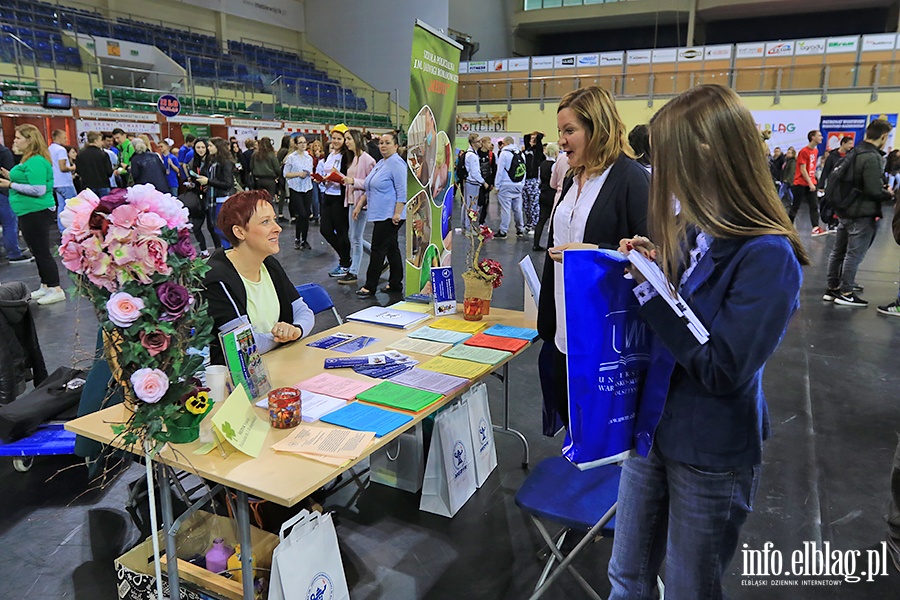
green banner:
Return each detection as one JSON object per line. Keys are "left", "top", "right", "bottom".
{"left": 405, "top": 21, "right": 463, "bottom": 297}
{"left": 181, "top": 124, "right": 211, "bottom": 138}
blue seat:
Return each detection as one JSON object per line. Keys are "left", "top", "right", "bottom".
{"left": 295, "top": 283, "right": 342, "bottom": 326}
{"left": 514, "top": 457, "right": 621, "bottom": 599}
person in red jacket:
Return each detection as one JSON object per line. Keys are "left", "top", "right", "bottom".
{"left": 790, "top": 129, "right": 827, "bottom": 236}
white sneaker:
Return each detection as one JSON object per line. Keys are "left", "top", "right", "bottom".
{"left": 30, "top": 286, "right": 49, "bottom": 300}
{"left": 37, "top": 288, "right": 66, "bottom": 305}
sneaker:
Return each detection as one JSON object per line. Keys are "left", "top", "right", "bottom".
{"left": 822, "top": 288, "right": 840, "bottom": 302}
{"left": 293, "top": 239, "right": 301, "bottom": 250}
{"left": 852, "top": 284, "right": 864, "bottom": 293}
{"left": 30, "top": 286, "right": 49, "bottom": 300}
{"left": 200, "top": 250, "right": 211, "bottom": 259}
{"left": 337, "top": 272, "right": 358, "bottom": 285}
{"left": 495, "top": 231, "right": 507, "bottom": 239}
{"left": 300, "top": 241, "right": 311, "bottom": 250}
{"left": 328, "top": 266, "right": 349, "bottom": 277}
{"left": 37, "top": 288, "right": 65, "bottom": 305}
{"left": 811, "top": 226, "right": 828, "bottom": 237}
{"left": 516, "top": 229, "right": 526, "bottom": 238}
{"left": 877, "top": 300, "right": 900, "bottom": 316}
{"left": 833, "top": 292, "right": 868, "bottom": 307}
{"left": 8, "top": 254, "right": 34, "bottom": 264}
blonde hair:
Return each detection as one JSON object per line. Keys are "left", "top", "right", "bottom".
{"left": 15, "top": 124, "right": 50, "bottom": 163}
{"left": 545, "top": 142, "right": 559, "bottom": 158}
{"left": 132, "top": 138, "right": 148, "bottom": 153}
{"left": 648, "top": 84, "right": 809, "bottom": 285}
{"left": 468, "top": 133, "right": 480, "bottom": 146}
{"left": 557, "top": 86, "right": 632, "bottom": 179}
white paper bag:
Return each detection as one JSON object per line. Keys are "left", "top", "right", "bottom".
{"left": 370, "top": 422, "right": 425, "bottom": 493}
{"left": 419, "top": 400, "right": 477, "bottom": 517}
{"left": 268, "top": 510, "right": 349, "bottom": 600}
{"left": 462, "top": 383, "right": 497, "bottom": 488}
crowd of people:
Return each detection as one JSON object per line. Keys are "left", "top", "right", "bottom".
{"left": 0, "top": 124, "right": 405, "bottom": 306}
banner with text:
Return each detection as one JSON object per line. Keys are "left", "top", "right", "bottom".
{"left": 405, "top": 21, "right": 462, "bottom": 298}
{"left": 752, "top": 110, "right": 822, "bottom": 155}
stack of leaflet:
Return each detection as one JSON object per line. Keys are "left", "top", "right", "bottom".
{"left": 389, "top": 368, "right": 469, "bottom": 395}
{"left": 322, "top": 350, "right": 418, "bottom": 379}
{"left": 464, "top": 332, "right": 529, "bottom": 353}
{"left": 443, "top": 344, "right": 512, "bottom": 365}
{"left": 320, "top": 402, "right": 414, "bottom": 437}
{"left": 388, "top": 337, "right": 453, "bottom": 356}
{"left": 295, "top": 372, "right": 377, "bottom": 400}
{"left": 482, "top": 324, "right": 540, "bottom": 342}
{"left": 271, "top": 424, "right": 376, "bottom": 465}
{"left": 430, "top": 317, "right": 488, "bottom": 334}
{"left": 407, "top": 326, "right": 472, "bottom": 345}
{"left": 419, "top": 356, "right": 493, "bottom": 379}
{"left": 345, "top": 306, "right": 431, "bottom": 329}
{"left": 356, "top": 381, "right": 444, "bottom": 413}
{"left": 626, "top": 251, "right": 710, "bottom": 344}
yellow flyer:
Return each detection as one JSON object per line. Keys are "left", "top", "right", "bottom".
{"left": 211, "top": 385, "right": 268, "bottom": 458}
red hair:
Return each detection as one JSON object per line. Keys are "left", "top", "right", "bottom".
{"left": 216, "top": 190, "right": 273, "bottom": 246}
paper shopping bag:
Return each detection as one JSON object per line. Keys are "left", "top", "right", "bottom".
{"left": 462, "top": 383, "right": 497, "bottom": 488}
{"left": 370, "top": 422, "right": 425, "bottom": 493}
{"left": 269, "top": 511, "right": 349, "bottom": 600}
{"left": 419, "top": 400, "right": 477, "bottom": 517}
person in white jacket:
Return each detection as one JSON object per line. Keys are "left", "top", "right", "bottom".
{"left": 462, "top": 133, "right": 486, "bottom": 230}
{"left": 494, "top": 136, "right": 525, "bottom": 238}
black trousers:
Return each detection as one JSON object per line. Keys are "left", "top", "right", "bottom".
{"left": 18, "top": 208, "right": 60, "bottom": 287}
{"left": 320, "top": 193, "right": 351, "bottom": 267}
{"left": 254, "top": 176, "right": 278, "bottom": 205}
{"left": 289, "top": 189, "right": 312, "bottom": 243}
{"left": 789, "top": 185, "right": 820, "bottom": 229}
{"left": 365, "top": 219, "right": 404, "bottom": 291}
{"left": 478, "top": 186, "right": 490, "bottom": 225}
{"left": 534, "top": 199, "right": 553, "bottom": 248}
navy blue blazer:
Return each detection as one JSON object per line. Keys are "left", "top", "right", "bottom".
{"left": 636, "top": 234, "right": 802, "bottom": 468}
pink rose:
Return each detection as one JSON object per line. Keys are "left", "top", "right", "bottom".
{"left": 60, "top": 239, "right": 85, "bottom": 274}
{"left": 106, "top": 292, "right": 145, "bottom": 327}
{"left": 139, "top": 330, "right": 171, "bottom": 356}
{"left": 59, "top": 189, "right": 99, "bottom": 233}
{"left": 130, "top": 368, "right": 169, "bottom": 403}
{"left": 135, "top": 237, "right": 171, "bottom": 278}
{"left": 109, "top": 204, "right": 140, "bottom": 229}
{"left": 134, "top": 212, "right": 167, "bottom": 237}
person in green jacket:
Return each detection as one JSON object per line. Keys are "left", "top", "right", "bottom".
{"left": 0, "top": 124, "right": 66, "bottom": 305}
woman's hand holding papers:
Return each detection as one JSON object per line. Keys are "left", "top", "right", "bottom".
{"left": 619, "top": 236, "right": 657, "bottom": 284}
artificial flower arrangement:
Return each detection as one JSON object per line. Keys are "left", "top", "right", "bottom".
{"left": 461, "top": 209, "right": 504, "bottom": 319}
{"left": 59, "top": 185, "right": 215, "bottom": 446}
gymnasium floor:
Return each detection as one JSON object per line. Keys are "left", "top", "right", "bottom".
{"left": 1, "top": 198, "right": 899, "bottom": 599}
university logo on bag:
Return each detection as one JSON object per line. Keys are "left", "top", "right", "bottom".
{"left": 451, "top": 439, "right": 468, "bottom": 479}
{"left": 478, "top": 417, "right": 490, "bottom": 452}
{"left": 307, "top": 572, "right": 334, "bottom": 600}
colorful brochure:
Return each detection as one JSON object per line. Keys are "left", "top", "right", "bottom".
{"left": 443, "top": 344, "right": 513, "bottom": 365}
{"left": 211, "top": 385, "right": 268, "bottom": 458}
{"left": 482, "top": 324, "right": 540, "bottom": 341}
{"left": 430, "top": 266, "right": 457, "bottom": 316}
{"left": 219, "top": 320, "right": 271, "bottom": 400}
{"left": 464, "top": 332, "right": 529, "bottom": 354}
{"left": 346, "top": 306, "right": 432, "bottom": 329}
{"left": 388, "top": 337, "right": 453, "bottom": 356}
{"left": 389, "top": 368, "right": 469, "bottom": 395}
{"left": 295, "top": 372, "right": 377, "bottom": 400}
{"left": 356, "top": 381, "right": 444, "bottom": 413}
{"left": 407, "top": 326, "right": 472, "bottom": 345}
{"left": 430, "top": 317, "right": 488, "bottom": 334}
{"left": 419, "top": 356, "right": 493, "bottom": 379}
{"left": 320, "top": 402, "right": 414, "bottom": 437}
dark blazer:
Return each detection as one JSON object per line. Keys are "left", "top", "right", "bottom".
{"left": 537, "top": 154, "right": 650, "bottom": 343}
{"left": 202, "top": 248, "right": 300, "bottom": 364}
{"left": 638, "top": 235, "right": 802, "bottom": 468}
{"left": 130, "top": 152, "right": 170, "bottom": 193}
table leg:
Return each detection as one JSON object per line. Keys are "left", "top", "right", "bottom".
{"left": 491, "top": 362, "right": 530, "bottom": 468}
{"left": 235, "top": 489, "right": 255, "bottom": 600}
{"left": 157, "top": 463, "right": 180, "bottom": 600}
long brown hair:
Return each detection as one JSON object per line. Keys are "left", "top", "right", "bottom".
{"left": 15, "top": 124, "right": 51, "bottom": 163}
{"left": 557, "top": 86, "right": 632, "bottom": 180}
{"left": 648, "top": 84, "right": 810, "bottom": 285}
{"left": 345, "top": 129, "right": 366, "bottom": 158}
{"left": 254, "top": 137, "right": 274, "bottom": 160}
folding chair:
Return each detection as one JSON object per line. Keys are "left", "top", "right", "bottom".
{"left": 515, "top": 456, "right": 621, "bottom": 600}
{"left": 295, "top": 283, "right": 342, "bottom": 325}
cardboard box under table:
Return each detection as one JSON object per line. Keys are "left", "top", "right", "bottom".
{"left": 67, "top": 307, "right": 532, "bottom": 599}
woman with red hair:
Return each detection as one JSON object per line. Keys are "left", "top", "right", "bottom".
{"left": 202, "top": 190, "right": 315, "bottom": 364}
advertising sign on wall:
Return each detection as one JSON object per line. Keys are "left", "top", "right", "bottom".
{"left": 532, "top": 56, "right": 554, "bottom": 70}
{"left": 818, "top": 115, "right": 867, "bottom": 155}
{"left": 508, "top": 57, "right": 530, "bottom": 72}
{"left": 75, "top": 120, "right": 161, "bottom": 147}
{"left": 752, "top": 110, "right": 822, "bottom": 154}
{"left": 406, "top": 21, "right": 462, "bottom": 297}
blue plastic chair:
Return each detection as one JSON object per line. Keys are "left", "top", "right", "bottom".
{"left": 515, "top": 457, "right": 621, "bottom": 600}
{"left": 295, "top": 283, "right": 342, "bottom": 325}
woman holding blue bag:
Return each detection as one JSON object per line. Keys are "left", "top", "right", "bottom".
{"left": 610, "top": 85, "right": 809, "bottom": 599}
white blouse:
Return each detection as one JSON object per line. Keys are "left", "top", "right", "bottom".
{"left": 552, "top": 166, "right": 612, "bottom": 354}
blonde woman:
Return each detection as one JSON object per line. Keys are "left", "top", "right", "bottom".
{"left": 538, "top": 86, "right": 649, "bottom": 430}
{"left": 611, "top": 85, "right": 808, "bottom": 599}
{"left": 0, "top": 125, "right": 65, "bottom": 304}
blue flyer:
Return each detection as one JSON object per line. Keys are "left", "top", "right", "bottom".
{"left": 430, "top": 266, "right": 456, "bottom": 316}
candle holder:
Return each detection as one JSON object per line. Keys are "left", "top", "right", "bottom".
{"left": 268, "top": 387, "right": 301, "bottom": 429}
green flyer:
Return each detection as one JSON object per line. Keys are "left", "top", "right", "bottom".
{"left": 405, "top": 21, "right": 463, "bottom": 297}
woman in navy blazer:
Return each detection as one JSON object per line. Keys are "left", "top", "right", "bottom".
{"left": 608, "top": 85, "right": 809, "bottom": 599}
{"left": 537, "top": 86, "right": 650, "bottom": 433}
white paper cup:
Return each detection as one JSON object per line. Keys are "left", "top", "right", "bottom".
{"left": 205, "top": 365, "right": 229, "bottom": 403}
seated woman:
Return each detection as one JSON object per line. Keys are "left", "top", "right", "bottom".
{"left": 202, "top": 190, "right": 315, "bottom": 364}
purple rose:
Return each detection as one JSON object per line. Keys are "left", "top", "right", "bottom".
{"left": 171, "top": 228, "right": 197, "bottom": 259}
{"left": 156, "top": 281, "right": 192, "bottom": 319}
{"left": 99, "top": 188, "right": 129, "bottom": 212}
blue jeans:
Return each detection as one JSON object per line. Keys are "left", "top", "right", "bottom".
{"left": 0, "top": 193, "right": 24, "bottom": 259}
{"left": 213, "top": 199, "right": 232, "bottom": 249}
{"left": 90, "top": 187, "right": 110, "bottom": 199}
{"left": 54, "top": 185, "right": 78, "bottom": 233}
{"left": 348, "top": 204, "right": 368, "bottom": 276}
{"left": 608, "top": 449, "right": 760, "bottom": 600}
{"left": 497, "top": 185, "right": 524, "bottom": 234}
{"left": 170, "top": 186, "right": 179, "bottom": 197}
{"left": 825, "top": 216, "right": 877, "bottom": 294}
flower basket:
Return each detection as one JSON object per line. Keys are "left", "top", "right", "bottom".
{"left": 462, "top": 271, "right": 493, "bottom": 321}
